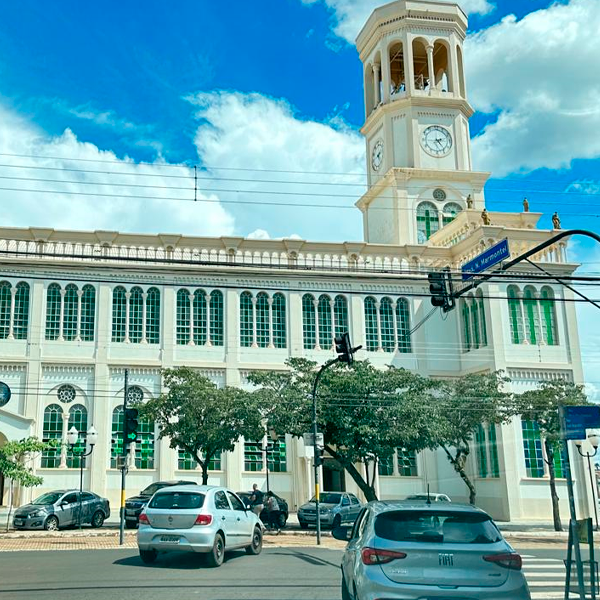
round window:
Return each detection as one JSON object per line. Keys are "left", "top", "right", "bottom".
{"left": 57, "top": 384, "right": 76, "bottom": 404}
{"left": 127, "top": 386, "right": 144, "bottom": 403}
{"left": 433, "top": 188, "right": 447, "bottom": 201}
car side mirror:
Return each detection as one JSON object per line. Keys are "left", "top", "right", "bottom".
{"left": 332, "top": 526, "right": 352, "bottom": 541}
{"left": 60, "top": 501, "right": 69, "bottom": 507}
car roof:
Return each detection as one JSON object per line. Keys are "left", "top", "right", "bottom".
{"left": 367, "top": 500, "right": 490, "bottom": 516}
{"left": 153, "top": 484, "right": 223, "bottom": 494}
{"left": 150, "top": 480, "right": 197, "bottom": 485}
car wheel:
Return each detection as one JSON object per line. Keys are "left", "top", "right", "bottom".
{"left": 277, "top": 513, "right": 287, "bottom": 528}
{"left": 245, "top": 526, "right": 263, "bottom": 555}
{"left": 139, "top": 549, "right": 157, "bottom": 565}
{"left": 332, "top": 514, "right": 342, "bottom": 530}
{"left": 299, "top": 522, "right": 308, "bottom": 530}
{"left": 91, "top": 511, "right": 105, "bottom": 528}
{"left": 341, "top": 576, "right": 352, "bottom": 600}
{"left": 125, "top": 521, "right": 138, "bottom": 529}
{"left": 205, "top": 532, "right": 225, "bottom": 568}
{"left": 44, "top": 515, "right": 59, "bottom": 531}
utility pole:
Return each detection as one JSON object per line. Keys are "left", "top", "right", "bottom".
{"left": 119, "top": 368, "right": 129, "bottom": 546}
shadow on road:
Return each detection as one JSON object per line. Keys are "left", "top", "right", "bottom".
{"left": 270, "top": 550, "right": 339, "bottom": 568}
{"left": 113, "top": 549, "right": 248, "bottom": 569}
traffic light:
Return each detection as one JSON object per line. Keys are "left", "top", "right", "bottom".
{"left": 123, "top": 408, "right": 139, "bottom": 448}
{"left": 428, "top": 269, "right": 455, "bottom": 313}
{"left": 315, "top": 447, "right": 324, "bottom": 467}
{"left": 335, "top": 332, "right": 354, "bottom": 364}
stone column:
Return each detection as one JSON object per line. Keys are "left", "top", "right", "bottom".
{"left": 124, "top": 291, "right": 131, "bottom": 343}
{"left": 373, "top": 64, "right": 381, "bottom": 105}
{"left": 329, "top": 299, "right": 336, "bottom": 350}
{"left": 188, "top": 293, "right": 195, "bottom": 345}
{"left": 75, "top": 289, "right": 83, "bottom": 341}
{"left": 517, "top": 292, "right": 528, "bottom": 345}
{"left": 141, "top": 292, "right": 148, "bottom": 344}
{"left": 375, "top": 300, "right": 383, "bottom": 352}
{"left": 7, "top": 286, "right": 16, "bottom": 339}
{"left": 381, "top": 44, "right": 391, "bottom": 103}
{"left": 206, "top": 292, "right": 212, "bottom": 347}
{"left": 534, "top": 292, "right": 546, "bottom": 345}
{"left": 267, "top": 297, "right": 274, "bottom": 349}
{"left": 391, "top": 300, "right": 399, "bottom": 351}
{"left": 313, "top": 298, "right": 321, "bottom": 350}
{"left": 426, "top": 45, "right": 435, "bottom": 91}
{"left": 58, "top": 288, "right": 66, "bottom": 341}
{"left": 251, "top": 296, "right": 258, "bottom": 348}
{"left": 59, "top": 411, "right": 70, "bottom": 468}
{"left": 404, "top": 37, "right": 415, "bottom": 95}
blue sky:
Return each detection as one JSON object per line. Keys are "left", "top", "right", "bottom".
{"left": 0, "top": 0, "right": 600, "bottom": 389}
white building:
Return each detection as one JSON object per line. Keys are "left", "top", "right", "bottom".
{"left": 0, "top": 0, "right": 595, "bottom": 523}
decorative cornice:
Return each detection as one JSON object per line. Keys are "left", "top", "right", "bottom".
{"left": 0, "top": 363, "right": 27, "bottom": 373}
{"left": 42, "top": 365, "right": 94, "bottom": 374}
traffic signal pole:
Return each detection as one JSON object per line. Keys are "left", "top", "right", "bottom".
{"left": 119, "top": 368, "right": 129, "bottom": 546}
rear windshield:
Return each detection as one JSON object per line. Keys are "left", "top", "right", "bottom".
{"left": 375, "top": 511, "right": 502, "bottom": 544}
{"left": 310, "top": 493, "right": 341, "bottom": 504}
{"left": 149, "top": 492, "right": 205, "bottom": 510}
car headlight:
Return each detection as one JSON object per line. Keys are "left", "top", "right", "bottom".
{"left": 319, "top": 508, "right": 331, "bottom": 514}
{"left": 28, "top": 510, "right": 43, "bottom": 518}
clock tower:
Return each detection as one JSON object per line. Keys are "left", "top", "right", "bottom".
{"left": 355, "top": 0, "right": 490, "bottom": 245}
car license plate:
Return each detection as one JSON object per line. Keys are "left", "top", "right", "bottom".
{"left": 160, "top": 535, "right": 179, "bottom": 543}
{"left": 14, "top": 519, "right": 23, "bottom": 526}
{"left": 125, "top": 509, "right": 135, "bottom": 516}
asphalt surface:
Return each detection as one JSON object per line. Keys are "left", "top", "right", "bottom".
{"left": 0, "top": 545, "right": 581, "bottom": 600}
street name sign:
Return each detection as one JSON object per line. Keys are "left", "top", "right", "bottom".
{"left": 462, "top": 239, "right": 510, "bottom": 281}
{"left": 303, "top": 432, "right": 324, "bottom": 448}
{"left": 562, "top": 405, "right": 600, "bottom": 440}
{"left": 0, "top": 382, "right": 10, "bottom": 407}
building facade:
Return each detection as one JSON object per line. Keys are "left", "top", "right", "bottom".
{"left": 0, "top": 0, "right": 595, "bottom": 523}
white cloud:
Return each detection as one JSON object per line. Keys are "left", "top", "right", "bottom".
{"left": 468, "top": 0, "right": 600, "bottom": 176}
{"left": 247, "top": 228, "right": 271, "bottom": 240}
{"left": 301, "top": 0, "right": 494, "bottom": 44}
{"left": 187, "top": 90, "right": 366, "bottom": 241}
{"left": 0, "top": 103, "right": 234, "bottom": 236}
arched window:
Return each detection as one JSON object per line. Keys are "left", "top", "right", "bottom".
{"left": 476, "top": 291, "right": 487, "bottom": 347}
{"left": 176, "top": 289, "right": 190, "bottom": 345}
{"left": 471, "top": 295, "right": 480, "bottom": 349}
{"left": 41, "top": 404, "right": 63, "bottom": 468}
{"left": 540, "top": 287, "right": 558, "bottom": 346}
{"left": 210, "top": 290, "right": 224, "bottom": 346}
{"left": 364, "top": 297, "right": 379, "bottom": 351}
{"left": 380, "top": 297, "right": 395, "bottom": 352}
{"left": 46, "top": 283, "right": 62, "bottom": 340}
{"left": 240, "top": 292, "right": 253, "bottom": 347}
{"left": 63, "top": 284, "right": 78, "bottom": 341}
{"left": 272, "top": 293, "right": 286, "bottom": 349}
{"left": 396, "top": 298, "right": 411, "bottom": 353}
{"left": 433, "top": 41, "right": 451, "bottom": 92}
{"left": 80, "top": 285, "right": 95, "bottom": 341}
{"left": 523, "top": 287, "right": 540, "bottom": 344}
{"left": 67, "top": 404, "right": 88, "bottom": 468}
{"left": 364, "top": 63, "right": 375, "bottom": 115}
{"left": 112, "top": 287, "right": 127, "bottom": 342}
{"left": 397, "top": 447, "right": 418, "bottom": 476}
{"left": 194, "top": 290, "right": 207, "bottom": 345}
{"left": 318, "top": 295, "right": 332, "bottom": 349}
{"left": 136, "top": 415, "right": 155, "bottom": 469}
{"left": 521, "top": 418, "right": 544, "bottom": 478}
{"left": 110, "top": 406, "right": 124, "bottom": 468}
{"left": 129, "top": 287, "right": 144, "bottom": 343}
{"left": 13, "top": 282, "right": 30, "bottom": 340}
{"left": 507, "top": 285, "right": 522, "bottom": 344}
{"left": 256, "top": 292, "right": 270, "bottom": 348}
{"left": 412, "top": 39, "right": 429, "bottom": 90}
{"left": 302, "top": 294, "right": 316, "bottom": 349}
{"left": 416, "top": 202, "right": 439, "bottom": 243}
{"left": 146, "top": 287, "right": 161, "bottom": 344}
{"left": 333, "top": 295, "right": 349, "bottom": 337}
{"left": 443, "top": 202, "right": 462, "bottom": 226}
{"left": 461, "top": 299, "right": 471, "bottom": 351}
{"left": 0, "top": 281, "right": 10, "bottom": 339}
{"left": 389, "top": 41, "right": 406, "bottom": 95}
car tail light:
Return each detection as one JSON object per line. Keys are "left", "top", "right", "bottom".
{"left": 194, "top": 514, "right": 213, "bottom": 526}
{"left": 361, "top": 547, "right": 407, "bottom": 565}
{"left": 483, "top": 553, "right": 522, "bottom": 570}
{"left": 138, "top": 513, "right": 149, "bottom": 524}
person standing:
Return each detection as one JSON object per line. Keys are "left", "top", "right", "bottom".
{"left": 265, "top": 491, "right": 280, "bottom": 533}
{"left": 250, "top": 483, "right": 264, "bottom": 518}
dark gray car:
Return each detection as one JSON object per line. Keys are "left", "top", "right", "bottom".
{"left": 298, "top": 492, "right": 363, "bottom": 529}
{"left": 13, "top": 490, "right": 110, "bottom": 531}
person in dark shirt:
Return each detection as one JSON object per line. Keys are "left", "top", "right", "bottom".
{"left": 250, "top": 483, "right": 264, "bottom": 516}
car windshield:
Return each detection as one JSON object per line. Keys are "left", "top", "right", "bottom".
{"left": 148, "top": 492, "right": 205, "bottom": 510}
{"left": 31, "top": 492, "right": 62, "bottom": 505}
{"left": 309, "top": 493, "right": 341, "bottom": 504}
{"left": 141, "top": 483, "right": 171, "bottom": 496}
{"left": 375, "top": 511, "right": 502, "bottom": 544}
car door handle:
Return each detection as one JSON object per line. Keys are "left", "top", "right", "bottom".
{"left": 237, "top": 517, "right": 241, "bottom": 522}
{"left": 221, "top": 516, "right": 226, "bottom": 520}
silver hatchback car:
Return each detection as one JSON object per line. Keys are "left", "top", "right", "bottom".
{"left": 137, "top": 485, "right": 263, "bottom": 567}
{"left": 333, "top": 501, "right": 531, "bottom": 600}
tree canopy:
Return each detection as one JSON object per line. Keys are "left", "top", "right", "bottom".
{"left": 0, "top": 437, "right": 55, "bottom": 487}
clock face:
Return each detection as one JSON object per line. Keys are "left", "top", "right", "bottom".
{"left": 421, "top": 125, "right": 453, "bottom": 157}
{"left": 371, "top": 140, "right": 384, "bottom": 171}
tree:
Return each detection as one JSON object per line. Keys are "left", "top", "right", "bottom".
{"left": 248, "top": 359, "right": 441, "bottom": 502}
{"left": 0, "top": 437, "right": 56, "bottom": 531}
{"left": 433, "top": 371, "right": 515, "bottom": 506}
{"left": 139, "top": 367, "right": 264, "bottom": 485}
{"left": 517, "top": 379, "right": 588, "bottom": 532}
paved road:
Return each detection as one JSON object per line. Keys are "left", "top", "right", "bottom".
{"left": 0, "top": 545, "right": 585, "bottom": 600}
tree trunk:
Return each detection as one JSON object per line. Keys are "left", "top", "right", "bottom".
{"left": 545, "top": 440, "right": 563, "bottom": 532}
{"left": 326, "top": 446, "right": 378, "bottom": 502}
{"left": 443, "top": 446, "right": 476, "bottom": 505}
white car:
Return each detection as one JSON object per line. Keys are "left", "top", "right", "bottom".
{"left": 137, "top": 485, "right": 263, "bottom": 567}
{"left": 405, "top": 492, "right": 451, "bottom": 503}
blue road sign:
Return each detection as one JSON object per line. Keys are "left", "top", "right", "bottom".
{"left": 462, "top": 239, "right": 510, "bottom": 281}
{"left": 0, "top": 381, "right": 11, "bottom": 407}
{"left": 563, "top": 406, "right": 600, "bottom": 440}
